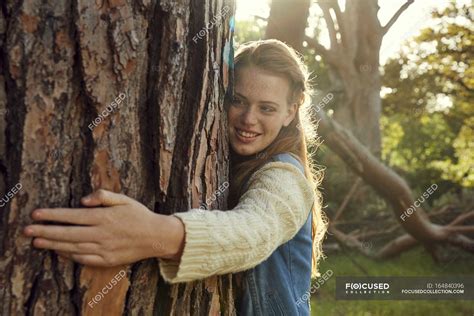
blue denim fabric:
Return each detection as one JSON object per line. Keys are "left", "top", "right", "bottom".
{"left": 236, "top": 153, "right": 313, "bottom": 316}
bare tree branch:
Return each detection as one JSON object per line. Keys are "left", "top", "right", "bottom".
{"left": 315, "top": 109, "right": 474, "bottom": 257}
{"left": 377, "top": 234, "right": 418, "bottom": 258}
{"left": 446, "top": 226, "right": 474, "bottom": 234}
{"left": 304, "top": 35, "right": 339, "bottom": 67}
{"left": 329, "top": 226, "right": 375, "bottom": 257}
{"left": 333, "top": 177, "right": 361, "bottom": 222}
{"left": 351, "top": 223, "right": 400, "bottom": 239}
{"left": 319, "top": 2, "right": 339, "bottom": 49}
{"left": 448, "top": 210, "right": 474, "bottom": 226}
{"left": 330, "top": 0, "right": 348, "bottom": 48}
{"left": 252, "top": 15, "right": 267, "bottom": 21}
{"left": 382, "top": 0, "right": 415, "bottom": 35}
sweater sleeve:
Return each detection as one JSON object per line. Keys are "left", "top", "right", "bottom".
{"left": 157, "top": 161, "right": 316, "bottom": 284}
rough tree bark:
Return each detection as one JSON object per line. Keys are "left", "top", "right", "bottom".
{"left": 0, "top": 0, "right": 236, "bottom": 315}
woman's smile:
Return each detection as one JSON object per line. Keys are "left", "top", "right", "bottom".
{"left": 235, "top": 128, "right": 262, "bottom": 143}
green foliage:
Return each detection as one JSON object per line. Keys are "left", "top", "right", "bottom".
{"left": 382, "top": 1, "right": 473, "bottom": 190}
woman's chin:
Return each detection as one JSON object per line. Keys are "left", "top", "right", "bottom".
{"left": 230, "top": 141, "right": 258, "bottom": 156}
{"left": 233, "top": 147, "right": 255, "bottom": 156}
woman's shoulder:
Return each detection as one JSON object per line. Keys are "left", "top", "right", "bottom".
{"left": 241, "top": 152, "right": 308, "bottom": 193}
{"left": 244, "top": 152, "right": 314, "bottom": 201}
{"left": 266, "top": 152, "right": 304, "bottom": 175}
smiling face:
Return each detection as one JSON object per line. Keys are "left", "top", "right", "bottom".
{"left": 228, "top": 66, "right": 297, "bottom": 156}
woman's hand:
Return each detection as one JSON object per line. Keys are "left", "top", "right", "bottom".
{"left": 23, "top": 189, "right": 185, "bottom": 267}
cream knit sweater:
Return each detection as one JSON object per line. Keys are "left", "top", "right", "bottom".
{"left": 157, "top": 161, "right": 316, "bottom": 284}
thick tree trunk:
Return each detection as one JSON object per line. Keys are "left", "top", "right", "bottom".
{"left": 0, "top": 1, "right": 235, "bottom": 315}
{"left": 265, "top": 0, "right": 310, "bottom": 52}
{"left": 321, "top": 0, "right": 383, "bottom": 156}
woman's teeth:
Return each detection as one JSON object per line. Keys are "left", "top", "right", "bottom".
{"left": 236, "top": 129, "right": 259, "bottom": 138}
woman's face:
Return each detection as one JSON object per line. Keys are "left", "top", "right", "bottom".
{"left": 228, "top": 66, "right": 297, "bottom": 156}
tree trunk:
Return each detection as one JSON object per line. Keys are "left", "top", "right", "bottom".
{"left": 0, "top": 0, "right": 236, "bottom": 315}
{"left": 266, "top": 0, "right": 401, "bottom": 156}
{"left": 321, "top": 0, "right": 383, "bottom": 156}
{"left": 265, "top": 0, "right": 310, "bottom": 52}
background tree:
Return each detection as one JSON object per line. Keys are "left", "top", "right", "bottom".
{"left": 262, "top": 0, "right": 474, "bottom": 258}
{"left": 382, "top": 2, "right": 473, "bottom": 190}
{"left": 0, "top": 1, "right": 236, "bottom": 315}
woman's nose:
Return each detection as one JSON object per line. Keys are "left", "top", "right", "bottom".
{"left": 241, "top": 106, "right": 258, "bottom": 125}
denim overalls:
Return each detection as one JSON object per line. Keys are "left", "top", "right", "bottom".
{"left": 235, "top": 153, "right": 313, "bottom": 316}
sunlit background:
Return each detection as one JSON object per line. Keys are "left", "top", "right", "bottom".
{"left": 236, "top": 0, "right": 471, "bottom": 63}
{"left": 234, "top": 1, "right": 473, "bottom": 315}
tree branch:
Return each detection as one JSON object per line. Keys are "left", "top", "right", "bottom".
{"left": 382, "top": 0, "right": 415, "bottom": 35}
{"left": 304, "top": 35, "right": 338, "bottom": 67}
{"left": 252, "top": 15, "right": 267, "bottom": 22}
{"left": 319, "top": 2, "right": 339, "bottom": 49}
{"left": 315, "top": 109, "right": 474, "bottom": 258}
{"left": 448, "top": 210, "right": 474, "bottom": 226}
{"left": 331, "top": 0, "right": 347, "bottom": 48}
{"left": 333, "top": 177, "right": 361, "bottom": 222}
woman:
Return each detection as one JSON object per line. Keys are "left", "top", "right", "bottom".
{"left": 23, "top": 39, "right": 327, "bottom": 315}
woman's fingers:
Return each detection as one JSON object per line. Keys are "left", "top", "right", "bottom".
{"left": 32, "top": 238, "right": 99, "bottom": 254}
{"left": 31, "top": 207, "right": 101, "bottom": 225}
{"left": 55, "top": 250, "right": 108, "bottom": 267}
{"left": 24, "top": 224, "right": 98, "bottom": 242}
{"left": 81, "top": 189, "right": 135, "bottom": 207}
{"left": 54, "top": 251, "right": 109, "bottom": 267}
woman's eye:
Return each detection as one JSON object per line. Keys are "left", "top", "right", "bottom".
{"left": 261, "top": 105, "right": 275, "bottom": 112}
{"left": 231, "top": 98, "right": 243, "bottom": 106}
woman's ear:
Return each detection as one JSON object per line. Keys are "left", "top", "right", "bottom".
{"left": 283, "top": 102, "right": 298, "bottom": 127}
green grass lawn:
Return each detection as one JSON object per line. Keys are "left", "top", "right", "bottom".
{"left": 310, "top": 247, "right": 474, "bottom": 316}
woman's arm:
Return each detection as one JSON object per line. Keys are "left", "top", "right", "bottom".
{"left": 157, "top": 161, "right": 316, "bottom": 284}
{"left": 22, "top": 162, "right": 315, "bottom": 274}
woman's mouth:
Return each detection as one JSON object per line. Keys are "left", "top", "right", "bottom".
{"left": 235, "top": 128, "right": 261, "bottom": 143}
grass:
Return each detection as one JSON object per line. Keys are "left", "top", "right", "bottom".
{"left": 310, "top": 247, "right": 474, "bottom": 316}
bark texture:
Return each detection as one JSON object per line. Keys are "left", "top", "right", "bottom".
{"left": 0, "top": 0, "right": 235, "bottom": 315}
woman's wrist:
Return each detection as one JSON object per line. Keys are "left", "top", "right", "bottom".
{"left": 149, "top": 213, "right": 185, "bottom": 261}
